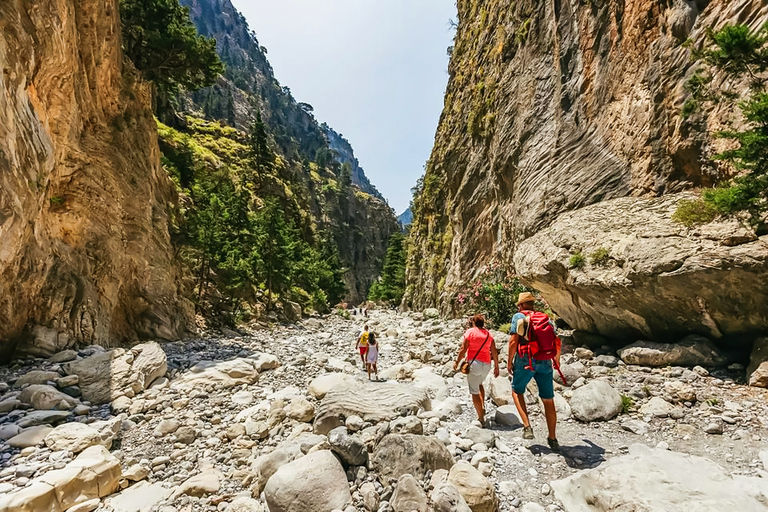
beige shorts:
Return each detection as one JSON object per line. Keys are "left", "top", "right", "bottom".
{"left": 467, "top": 361, "right": 492, "bottom": 395}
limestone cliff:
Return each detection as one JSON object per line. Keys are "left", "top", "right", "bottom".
{"left": 0, "top": 0, "right": 192, "bottom": 361}
{"left": 406, "top": 0, "right": 768, "bottom": 342}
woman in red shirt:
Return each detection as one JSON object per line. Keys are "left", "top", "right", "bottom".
{"left": 453, "top": 314, "right": 500, "bottom": 425}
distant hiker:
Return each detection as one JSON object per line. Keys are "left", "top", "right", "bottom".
{"left": 508, "top": 292, "right": 563, "bottom": 452}
{"left": 356, "top": 325, "right": 370, "bottom": 368}
{"left": 366, "top": 331, "right": 379, "bottom": 381}
{"left": 453, "top": 314, "right": 500, "bottom": 426}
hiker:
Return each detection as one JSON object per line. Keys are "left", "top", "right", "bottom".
{"left": 355, "top": 325, "right": 370, "bottom": 368}
{"left": 507, "top": 291, "right": 562, "bottom": 452}
{"left": 453, "top": 314, "right": 500, "bottom": 425}
{"left": 366, "top": 331, "right": 379, "bottom": 381}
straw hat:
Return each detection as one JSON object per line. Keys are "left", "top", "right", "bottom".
{"left": 517, "top": 291, "right": 536, "bottom": 305}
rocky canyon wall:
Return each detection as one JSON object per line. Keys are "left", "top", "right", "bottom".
{"left": 406, "top": 0, "right": 768, "bottom": 343}
{"left": 0, "top": 0, "right": 192, "bottom": 361}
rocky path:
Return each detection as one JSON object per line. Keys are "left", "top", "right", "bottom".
{"left": 1, "top": 310, "right": 768, "bottom": 511}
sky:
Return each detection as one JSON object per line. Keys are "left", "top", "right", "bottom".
{"left": 231, "top": 0, "right": 457, "bottom": 215}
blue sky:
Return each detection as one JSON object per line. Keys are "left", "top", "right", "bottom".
{"left": 230, "top": 0, "right": 457, "bottom": 214}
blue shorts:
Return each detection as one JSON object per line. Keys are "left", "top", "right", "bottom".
{"left": 512, "top": 355, "right": 554, "bottom": 399}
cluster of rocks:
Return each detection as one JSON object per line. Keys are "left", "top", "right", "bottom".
{"left": 0, "top": 310, "right": 767, "bottom": 512}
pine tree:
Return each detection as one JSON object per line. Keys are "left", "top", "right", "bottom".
{"left": 369, "top": 231, "right": 407, "bottom": 304}
{"left": 246, "top": 113, "right": 274, "bottom": 187}
{"left": 682, "top": 23, "right": 768, "bottom": 230}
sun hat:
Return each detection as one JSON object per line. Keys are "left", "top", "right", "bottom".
{"left": 516, "top": 291, "right": 536, "bottom": 305}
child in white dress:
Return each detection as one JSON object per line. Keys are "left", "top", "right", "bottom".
{"left": 366, "top": 332, "right": 379, "bottom": 381}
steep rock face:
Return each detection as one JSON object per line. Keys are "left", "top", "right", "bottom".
{"left": 405, "top": 0, "right": 768, "bottom": 341}
{"left": 0, "top": 0, "right": 192, "bottom": 360}
{"left": 323, "top": 125, "right": 383, "bottom": 200}
{"left": 180, "top": 0, "right": 398, "bottom": 304}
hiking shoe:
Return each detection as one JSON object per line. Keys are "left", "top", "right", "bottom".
{"left": 548, "top": 438, "right": 560, "bottom": 452}
{"left": 522, "top": 426, "right": 534, "bottom": 440}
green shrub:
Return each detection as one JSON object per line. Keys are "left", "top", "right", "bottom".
{"left": 569, "top": 252, "right": 586, "bottom": 269}
{"left": 49, "top": 196, "right": 64, "bottom": 205}
{"left": 497, "top": 323, "right": 511, "bottom": 334}
{"left": 621, "top": 395, "right": 634, "bottom": 414}
{"left": 589, "top": 247, "right": 610, "bottom": 266}
{"left": 671, "top": 198, "right": 718, "bottom": 227}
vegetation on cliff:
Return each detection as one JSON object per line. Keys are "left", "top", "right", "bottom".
{"left": 679, "top": 23, "right": 768, "bottom": 231}
{"left": 368, "top": 232, "right": 407, "bottom": 305}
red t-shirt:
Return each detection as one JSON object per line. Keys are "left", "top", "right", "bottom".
{"left": 463, "top": 327, "right": 492, "bottom": 364}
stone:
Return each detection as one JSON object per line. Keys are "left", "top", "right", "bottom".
{"left": 63, "top": 343, "right": 167, "bottom": 404}
{"left": 574, "top": 347, "right": 594, "bottom": 360}
{"left": 17, "top": 410, "right": 71, "bottom": 428}
{"left": 123, "top": 464, "right": 150, "bottom": 482}
{"left": 424, "top": 308, "right": 440, "bottom": 319}
{"left": 44, "top": 422, "right": 108, "bottom": 453}
{"left": 360, "top": 482, "right": 380, "bottom": 511}
{"left": 554, "top": 363, "right": 582, "bottom": 386}
{"left": 705, "top": 422, "right": 724, "bottom": 435}
{"left": 171, "top": 469, "right": 221, "bottom": 498}
{"left": 154, "top": 419, "right": 180, "bottom": 436}
{"left": 245, "top": 421, "right": 269, "bottom": 440}
{"left": 0, "top": 397, "right": 21, "bottom": 413}
{"left": 56, "top": 374, "right": 79, "bottom": 388}
{"left": 264, "top": 451, "right": 353, "bottom": 512}
{"left": 314, "top": 382, "right": 430, "bottom": 435}
{"left": 67, "top": 498, "right": 100, "bottom": 512}
{"left": 372, "top": 434, "right": 454, "bottom": 484}
{"left": 664, "top": 380, "right": 697, "bottom": 402}
{"left": 18, "top": 384, "right": 77, "bottom": 410}
{"left": 249, "top": 352, "right": 281, "bottom": 372}
{"left": 14, "top": 370, "right": 61, "bottom": 388}
{"left": 228, "top": 497, "right": 267, "bottom": 512}
{"left": 346, "top": 415, "right": 365, "bottom": 431}
{"left": 551, "top": 444, "right": 768, "bottom": 510}
{"left": 570, "top": 380, "right": 622, "bottom": 422}
{"left": 390, "top": 474, "right": 428, "bottom": 512}
{"left": 232, "top": 391, "right": 255, "bottom": 406}
{"left": 494, "top": 405, "right": 523, "bottom": 427}
{"left": 48, "top": 350, "right": 78, "bottom": 363}
{"left": 7, "top": 426, "right": 53, "bottom": 448}
{"left": 431, "top": 482, "right": 472, "bottom": 512}
{"left": 175, "top": 426, "right": 197, "bottom": 444}
{"left": 172, "top": 358, "right": 260, "bottom": 390}
{"left": 389, "top": 416, "right": 423, "bottom": 435}
{"left": 0, "top": 424, "right": 21, "bottom": 440}
{"left": 227, "top": 423, "right": 246, "bottom": 440}
{"left": 307, "top": 373, "right": 356, "bottom": 399}
{"left": 463, "top": 426, "right": 495, "bottom": 446}
{"left": 485, "top": 375, "right": 514, "bottom": 406}
{"left": 447, "top": 461, "right": 498, "bottom": 512}
{"left": 103, "top": 481, "right": 173, "bottom": 512}
{"left": 639, "top": 397, "right": 675, "bottom": 418}
{"left": 285, "top": 397, "right": 315, "bottom": 422}
{"left": 621, "top": 419, "right": 650, "bottom": 435}
{"left": 250, "top": 442, "right": 303, "bottom": 495}
{"left": 618, "top": 336, "right": 727, "bottom": 368}
{"left": 328, "top": 427, "right": 368, "bottom": 466}
{"left": 747, "top": 337, "right": 768, "bottom": 388}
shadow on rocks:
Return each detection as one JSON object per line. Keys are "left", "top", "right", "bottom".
{"left": 528, "top": 439, "right": 606, "bottom": 469}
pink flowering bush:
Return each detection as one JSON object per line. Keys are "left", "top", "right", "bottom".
{"left": 455, "top": 263, "right": 551, "bottom": 327}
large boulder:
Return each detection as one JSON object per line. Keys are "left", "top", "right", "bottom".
{"left": 447, "top": 461, "right": 498, "bottom": 512}
{"left": 391, "top": 474, "right": 429, "bottom": 512}
{"left": 0, "top": 445, "right": 121, "bottom": 512}
{"left": 514, "top": 193, "right": 768, "bottom": 344}
{"left": 617, "top": 336, "right": 727, "bottom": 368}
{"left": 307, "top": 373, "right": 356, "bottom": 399}
{"left": 485, "top": 375, "right": 514, "bottom": 406}
{"left": 264, "top": 451, "right": 352, "bottom": 512}
{"left": 14, "top": 370, "right": 61, "bottom": 388}
{"left": 551, "top": 444, "right": 768, "bottom": 511}
{"left": 173, "top": 357, "right": 260, "bottom": 390}
{"left": 372, "top": 434, "right": 454, "bottom": 484}
{"left": 250, "top": 442, "right": 303, "bottom": 496}
{"left": 18, "top": 384, "right": 78, "bottom": 410}
{"left": 64, "top": 342, "right": 167, "bottom": 404}
{"left": 328, "top": 427, "right": 368, "bottom": 466}
{"left": 314, "top": 382, "right": 430, "bottom": 435}
{"left": 570, "top": 380, "right": 622, "bottom": 422}
{"left": 431, "top": 482, "right": 472, "bottom": 512}
{"left": 44, "top": 422, "right": 111, "bottom": 453}
{"left": 747, "top": 337, "right": 768, "bottom": 388}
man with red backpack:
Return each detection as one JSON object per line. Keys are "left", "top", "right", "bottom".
{"left": 507, "top": 292, "right": 562, "bottom": 452}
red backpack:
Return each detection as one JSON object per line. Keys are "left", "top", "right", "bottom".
{"left": 518, "top": 311, "right": 566, "bottom": 383}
